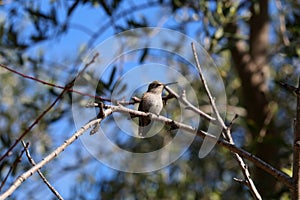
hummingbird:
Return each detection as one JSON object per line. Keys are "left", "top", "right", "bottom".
{"left": 138, "top": 81, "right": 176, "bottom": 137}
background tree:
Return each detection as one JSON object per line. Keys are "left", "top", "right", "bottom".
{"left": 0, "top": 0, "right": 299, "bottom": 199}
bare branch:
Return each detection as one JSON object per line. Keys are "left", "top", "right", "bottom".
{"left": 164, "top": 85, "right": 215, "bottom": 121}
{"left": 0, "top": 145, "right": 26, "bottom": 191}
{"left": 106, "top": 104, "right": 292, "bottom": 189}
{"left": 191, "top": 43, "right": 226, "bottom": 129}
{"left": 191, "top": 42, "right": 262, "bottom": 199}
{"left": 0, "top": 53, "right": 99, "bottom": 162}
{"left": 0, "top": 62, "right": 110, "bottom": 102}
{"left": 21, "top": 141, "right": 64, "bottom": 200}
{"left": 0, "top": 110, "right": 111, "bottom": 199}
{"left": 0, "top": 102, "right": 293, "bottom": 199}
{"left": 226, "top": 128, "right": 262, "bottom": 200}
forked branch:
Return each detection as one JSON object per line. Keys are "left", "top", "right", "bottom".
{"left": 191, "top": 42, "right": 261, "bottom": 199}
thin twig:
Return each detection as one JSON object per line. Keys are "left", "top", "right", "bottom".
{"left": 164, "top": 85, "right": 216, "bottom": 121}
{"left": 0, "top": 63, "right": 110, "bottom": 102}
{"left": 0, "top": 110, "right": 111, "bottom": 199}
{"left": 0, "top": 53, "right": 99, "bottom": 162}
{"left": 0, "top": 145, "right": 27, "bottom": 191}
{"left": 191, "top": 42, "right": 262, "bottom": 199}
{"left": 21, "top": 141, "right": 64, "bottom": 200}
{"left": 191, "top": 42, "right": 227, "bottom": 129}
{"left": 227, "top": 115, "right": 261, "bottom": 199}
{"left": 225, "top": 128, "right": 262, "bottom": 200}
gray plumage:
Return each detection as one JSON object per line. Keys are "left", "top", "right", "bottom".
{"left": 138, "top": 81, "right": 164, "bottom": 137}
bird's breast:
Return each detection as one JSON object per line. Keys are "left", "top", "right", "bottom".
{"left": 141, "top": 93, "right": 163, "bottom": 115}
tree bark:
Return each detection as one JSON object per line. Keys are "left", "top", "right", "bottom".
{"left": 292, "top": 78, "right": 300, "bottom": 199}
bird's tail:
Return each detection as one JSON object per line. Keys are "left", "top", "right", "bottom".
{"left": 138, "top": 116, "right": 151, "bottom": 137}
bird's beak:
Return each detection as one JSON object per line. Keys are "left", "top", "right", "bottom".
{"left": 163, "top": 82, "right": 177, "bottom": 87}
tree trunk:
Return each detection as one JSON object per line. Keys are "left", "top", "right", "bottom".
{"left": 292, "top": 78, "right": 300, "bottom": 199}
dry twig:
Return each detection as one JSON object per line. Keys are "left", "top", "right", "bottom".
{"left": 191, "top": 42, "right": 262, "bottom": 199}
{"left": 0, "top": 145, "right": 27, "bottom": 191}
{"left": 0, "top": 112, "right": 110, "bottom": 199}
{"left": 21, "top": 141, "right": 64, "bottom": 200}
{"left": 0, "top": 53, "right": 99, "bottom": 162}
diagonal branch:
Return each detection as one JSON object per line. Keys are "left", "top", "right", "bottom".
{"left": 225, "top": 126, "right": 262, "bottom": 200}
{"left": 0, "top": 144, "right": 27, "bottom": 191}
{"left": 0, "top": 110, "right": 111, "bottom": 199}
{"left": 21, "top": 141, "right": 64, "bottom": 200}
{"left": 191, "top": 42, "right": 262, "bottom": 199}
{"left": 163, "top": 86, "right": 216, "bottom": 122}
{"left": 0, "top": 63, "right": 110, "bottom": 102}
{"left": 191, "top": 42, "right": 226, "bottom": 129}
{"left": 106, "top": 104, "right": 293, "bottom": 190}
{"left": 0, "top": 53, "right": 99, "bottom": 162}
